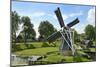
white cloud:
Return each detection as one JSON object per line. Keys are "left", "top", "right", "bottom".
{"left": 73, "top": 8, "right": 95, "bottom": 34}
{"left": 69, "top": 11, "right": 83, "bottom": 17}
{"left": 73, "top": 23, "right": 87, "bottom": 34}
{"left": 87, "top": 8, "right": 95, "bottom": 26}
{"left": 34, "top": 23, "right": 40, "bottom": 38}
{"left": 16, "top": 8, "right": 95, "bottom": 37}
{"left": 16, "top": 23, "right": 24, "bottom": 37}
{"left": 62, "top": 14, "right": 69, "bottom": 20}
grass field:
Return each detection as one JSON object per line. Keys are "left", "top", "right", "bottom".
{"left": 14, "top": 42, "right": 94, "bottom": 63}
{"left": 12, "top": 41, "right": 95, "bottom": 65}
{"left": 15, "top": 47, "right": 58, "bottom": 56}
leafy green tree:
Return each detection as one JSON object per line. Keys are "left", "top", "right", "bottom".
{"left": 93, "top": 27, "right": 96, "bottom": 41}
{"left": 21, "top": 16, "right": 36, "bottom": 45}
{"left": 38, "top": 21, "right": 56, "bottom": 38}
{"left": 72, "top": 29, "right": 79, "bottom": 43}
{"left": 74, "top": 30, "right": 79, "bottom": 42}
{"left": 84, "top": 24, "right": 95, "bottom": 40}
{"left": 11, "top": 11, "right": 21, "bottom": 43}
{"left": 79, "top": 33, "right": 86, "bottom": 41}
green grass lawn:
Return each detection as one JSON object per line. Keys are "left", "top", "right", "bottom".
{"left": 89, "top": 48, "right": 96, "bottom": 52}
{"left": 42, "top": 55, "right": 73, "bottom": 63}
{"left": 13, "top": 42, "right": 95, "bottom": 64}
{"left": 16, "top": 42, "right": 43, "bottom": 48}
{"left": 16, "top": 41, "right": 60, "bottom": 48}
{"left": 15, "top": 47, "right": 58, "bottom": 56}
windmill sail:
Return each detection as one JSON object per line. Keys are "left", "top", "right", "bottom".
{"left": 67, "top": 18, "right": 79, "bottom": 28}
{"left": 55, "top": 7, "right": 65, "bottom": 28}
{"left": 46, "top": 7, "right": 80, "bottom": 56}
{"left": 46, "top": 31, "right": 61, "bottom": 43}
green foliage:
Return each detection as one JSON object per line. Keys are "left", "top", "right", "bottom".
{"left": 26, "top": 44, "right": 35, "bottom": 49}
{"left": 11, "top": 11, "right": 20, "bottom": 33}
{"left": 85, "top": 24, "right": 95, "bottom": 40}
{"left": 15, "top": 47, "right": 58, "bottom": 56}
{"left": 12, "top": 43, "right": 36, "bottom": 52}
{"left": 74, "top": 55, "right": 82, "bottom": 62}
{"left": 44, "top": 55, "right": 73, "bottom": 63}
{"left": 38, "top": 21, "right": 56, "bottom": 38}
{"left": 80, "top": 33, "right": 85, "bottom": 41}
{"left": 42, "top": 42, "right": 50, "bottom": 47}
{"left": 41, "top": 42, "right": 57, "bottom": 47}
{"left": 11, "top": 11, "right": 21, "bottom": 43}
{"left": 20, "top": 16, "right": 36, "bottom": 43}
{"left": 12, "top": 43, "right": 27, "bottom": 52}
{"left": 13, "top": 42, "right": 92, "bottom": 63}
{"left": 52, "top": 42, "right": 57, "bottom": 47}
{"left": 74, "top": 29, "right": 79, "bottom": 43}
{"left": 61, "top": 59, "right": 66, "bottom": 63}
{"left": 38, "top": 35, "right": 45, "bottom": 41}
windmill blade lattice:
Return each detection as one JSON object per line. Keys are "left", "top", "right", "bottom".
{"left": 55, "top": 8, "right": 65, "bottom": 28}
{"left": 67, "top": 18, "right": 79, "bottom": 28}
{"left": 46, "top": 31, "right": 62, "bottom": 43}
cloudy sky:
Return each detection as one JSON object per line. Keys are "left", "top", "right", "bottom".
{"left": 12, "top": 1, "right": 95, "bottom": 38}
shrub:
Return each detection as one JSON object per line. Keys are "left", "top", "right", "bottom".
{"left": 12, "top": 43, "right": 27, "bottom": 52}
{"left": 26, "top": 44, "right": 35, "bottom": 49}
{"left": 12, "top": 44, "right": 23, "bottom": 52}
{"left": 73, "top": 55, "right": 82, "bottom": 62}
{"left": 42, "top": 42, "right": 50, "bottom": 47}
{"left": 61, "top": 59, "right": 66, "bottom": 63}
{"left": 51, "top": 42, "right": 56, "bottom": 47}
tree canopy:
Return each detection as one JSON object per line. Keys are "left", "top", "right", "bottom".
{"left": 11, "top": 11, "right": 21, "bottom": 43}
{"left": 38, "top": 21, "right": 56, "bottom": 38}
{"left": 84, "top": 24, "right": 95, "bottom": 40}
{"left": 20, "top": 16, "right": 36, "bottom": 43}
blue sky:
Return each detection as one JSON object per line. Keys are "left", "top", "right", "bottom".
{"left": 12, "top": 1, "right": 95, "bottom": 38}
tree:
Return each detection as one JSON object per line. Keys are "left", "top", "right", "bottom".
{"left": 93, "top": 27, "right": 96, "bottom": 41}
{"left": 72, "top": 29, "right": 79, "bottom": 43}
{"left": 74, "top": 30, "right": 79, "bottom": 42}
{"left": 38, "top": 21, "right": 56, "bottom": 38}
{"left": 11, "top": 11, "right": 21, "bottom": 43}
{"left": 21, "top": 16, "right": 36, "bottom": 45}
{"left": 84, "top": 24, "right": 95, "bottom": 40}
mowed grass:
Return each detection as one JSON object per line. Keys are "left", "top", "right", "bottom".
{"left": 14, "top": 42, "right": 74, "bottom": 63}
{"left": 13, "top": 42, "right": 93, "bottom": 63}
{"left": 16, "top": 42, "right": 43, "bottom": 48}
{"left": 15, "top": 47, "right": 58, "bottom": 57}
{"left": 89, "top": 48, "right": 96, "bottom": 52}
{"left": 43, "top": 55, "right": 73, "bottom": 63}
{"left": 16, "top": 41, "right": 60, "bottom": 48}
{"left": 15, "top": 41, "right": 60, "bottom": 57}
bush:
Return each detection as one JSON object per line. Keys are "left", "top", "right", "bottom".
{"left": 12, "top": 43, "right": 27, "bottom": 52}
{"left": 51, "top": 42, "right": 56, "bottom": 47}
{"left": 11, "top": 43, "right": 37, "bottom": 52}
{"left": 42, "top": 42, "right": 50, "bottom": 47}
{"left": 27, "top": 44, "right": 35, "bottom": 49}
{"left": 73, "top": 55, "right": 82, "bottom": 62}
{"left": 61, "top": 59, "right": 66, "bottom": 63}
{"left": 12, "top": 45, "right": 23, "bottom": 52}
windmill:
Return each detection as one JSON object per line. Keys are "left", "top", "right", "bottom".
{"left": 46, "top": 7, "right": 79, "bottom": 56}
